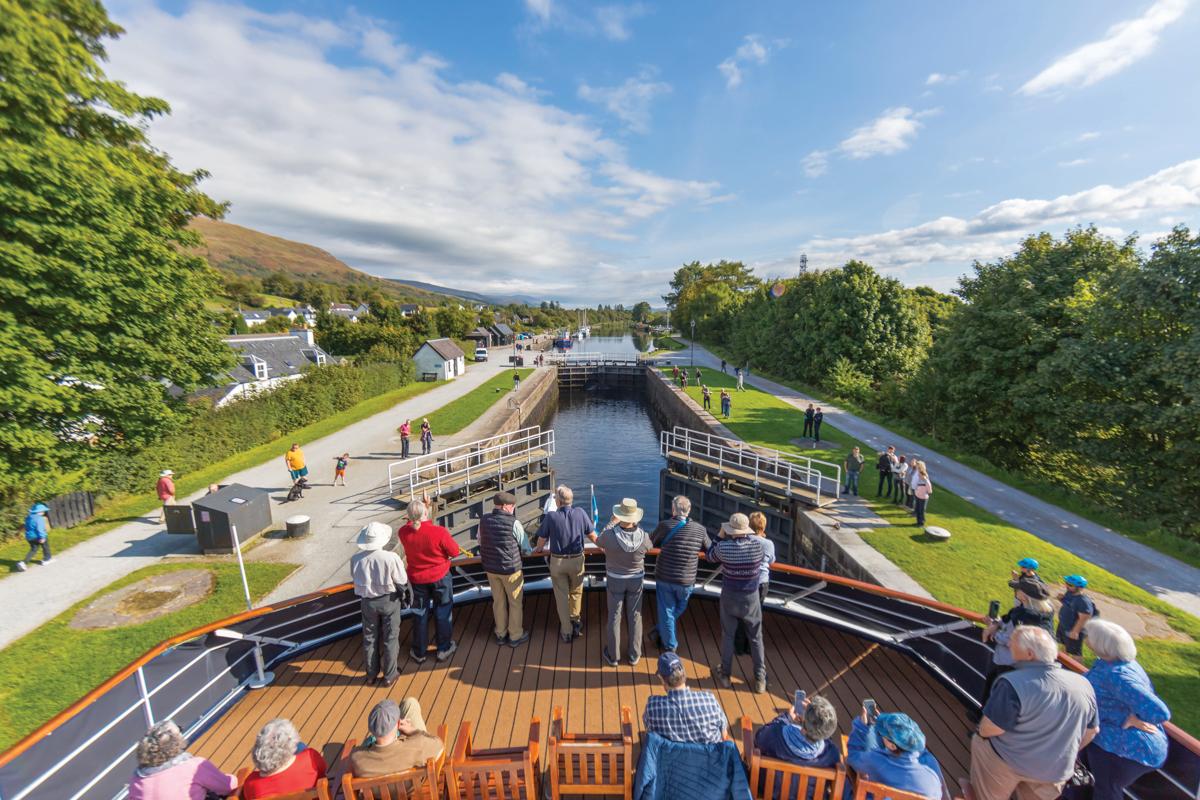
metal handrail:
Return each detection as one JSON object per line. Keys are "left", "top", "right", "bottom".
{"left": 387, "top": 426, "right": 548, "bottom": 495}
{"left": 545, "top": 353, "right": 645, "bottom": 366}
{"left": 403, "top": 427, "right": 555, "bottom": 499}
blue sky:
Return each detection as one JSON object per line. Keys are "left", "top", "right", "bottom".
{"left": 106, "top": 0, "right": 1200, "bottom": 303}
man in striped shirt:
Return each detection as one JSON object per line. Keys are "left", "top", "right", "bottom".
{"left": 707, "top": 513, "right": 766, "bottom": 693}
{"left": 643, "top": 653, "right": 728, "bottom": 743}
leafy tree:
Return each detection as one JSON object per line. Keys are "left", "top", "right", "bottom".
{"left": 908, "top": 285, "right": 960, "bottom": 338}
{"left": 261, "top": 271, "right": 296, "bottom": 298}
{"left": 434, "top": 305, "right": 475, "bottom": 340}
{"left": 663, "top": 260, "right": 759, "bottom": 342}
{"left": 0, "top": 0, "right": 233, "bottom": 486}
{"left": 257, "top": 314, "right": 295, "bottom": 333}
{"left": 630, "top": 301, "right": 652, "bottom": 323}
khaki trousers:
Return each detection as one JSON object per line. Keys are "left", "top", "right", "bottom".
{"left": 486, "top": 571, "right": 525, "bottom": 640}
{"left": 548, "top": 554, "right": 585, "bottom": 635}
{"left": 399, "top": 696, "right": 428, "bottom": 732}
{"left": 970, "top": 735, "right": 1065, "bottom": 800}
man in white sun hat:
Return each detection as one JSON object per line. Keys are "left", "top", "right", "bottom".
{"left": 588, "top": 498, "right": 651, "bottom": 667}
{"left": 351, "top": 521, "right": 409, "bottom": 687}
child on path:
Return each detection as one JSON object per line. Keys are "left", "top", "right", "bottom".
{"left": 420, "top": 419, "right": 433, "bottom": 455}
{"left": 15, "top": 502, "right": 52, "bottom": 571}
{"left": 333, "top": 452, "right": 350, "bottom": 486}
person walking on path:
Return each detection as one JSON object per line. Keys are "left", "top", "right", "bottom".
{"left": 513, "top": 370, "right": 520, "bottom": 391}
{"left": 708, "top": 513, "right": 767, "bottom": 693}
{"left": 419, "top": 418, "right": 433, "bottom": 455}
{"left": 912, "top": 462, "right": 933, "bottom": 527}
{"left": 672, "top": 365, "right": 679, "bottom": 384}
{"left": 479, "top": 491, "right": 532, "bottom": 647}
{"left": 701, "top": 385, "right": 711, "bottom": 411}
{"left": 399, "top": 419, "right": 412, "bottom": 459}
{"left": 1057, "top": 575, "right": 1096, "bottom": 656}
{"left": 694, "top": 368, "right": 702, "bottom": 384}
{"left": 397, "top": 500, "right": 459, "bottom": 663}
{"left": 284, "top": 444, "right": 307, "bottom": 482}
{"left": 534, "top": 485, "right": 594, "bottom": 642}
{"left": 351, "top": 521, "right": 409, "bottom": 687}
{"left": 720, "top": 359, "right": 727, "bottom": 374}
{"left": 332, "top": 453, "right": 349, "bottom": 486}
{"left": 155, "top": 469, "right": 176, "bottom": 523}
{"left": 812, "top": 407, "right": 823, "bottom": 442}
{"left": 876, "top": 446, "right": 896, "bottom": 497}
{"left": 735, "top": 367, "right": 745, "bottom": 392}
{"left": 589, "top": 498, "right": 651, "bottom": 667}
{"left": 843, "top": 446, "right": 865, "bottom": 496}
{"left": 802, "top": 404, "right": 815, "bottom": 438}
{"left": 720, "top": 389, "right": 732, "bottom": 418}
{"left": 16, "top": 503, "right": 53, "bottom": 571}
{"left": 649, "top": 496, "right": 711, "bottom": 653}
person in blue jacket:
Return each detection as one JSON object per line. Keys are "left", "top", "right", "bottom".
{"left": 846, "top": 708, "right": 947, "bottom": 800}
{"left": 16, "top": 502, "right": 53, "bottom": 571}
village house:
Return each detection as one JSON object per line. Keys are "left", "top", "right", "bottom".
{"left": 412, "top": 338, "right": 465, "bottom": 381}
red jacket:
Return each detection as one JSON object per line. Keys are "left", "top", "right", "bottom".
{"left": 397, "top": 521, "right": 458, "bottom": 583}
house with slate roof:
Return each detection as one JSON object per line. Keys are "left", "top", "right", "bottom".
{"left": 212, "top": 329, "right": 334, "bottom": 407}
{"left": 239, "top": 309, "right": 271, "bottom": 328}
{"left": 413, "top": 338, "right": 465, "bottom": 381}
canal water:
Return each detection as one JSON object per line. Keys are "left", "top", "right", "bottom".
{"left": 544, "top": 330, "right": 666, "bottom": 526}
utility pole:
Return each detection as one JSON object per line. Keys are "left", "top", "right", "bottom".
{"left": 690, "top": 319, "right": 696, "bottom": 367}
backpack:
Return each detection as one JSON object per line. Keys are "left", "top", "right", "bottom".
{"left": 876, "top": 453, "right": 890, "bottom": 471}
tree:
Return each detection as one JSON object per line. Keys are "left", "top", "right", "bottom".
{"left": 434, "top": 306, "right": 475, "bottom": 340}
{"left": 630, "top": 301, "right": 652, "bottom": 323}
{"left": 257, "top": 314, "right": 295, "bottom": 333}
{"left": 663, "top": 260, "right": 759, "bottom": 342}
{"left": 0, "top": 0, "right": 233, "bottom": 486}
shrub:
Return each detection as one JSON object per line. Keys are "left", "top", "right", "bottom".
{"left": 825, "top": 358, "right": 875, "bottom": 407}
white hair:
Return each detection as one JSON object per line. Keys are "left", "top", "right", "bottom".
{"left": 136, "top": 720, "right": 186, "bottom": 768}
{"left": 252, "top": 718, "right": 300, "bottom": 775}
{"left": 556, "top": 485, "right": 573, "bottom": 505}
{"left": 406, "top": 499, "right": 427, "bottom": 523}
{"left": 1085, "top": 619, "right": 1137, "bottom": 662}
{"left": 1010, "top": 625, "right": 1058, "bottom": 664}
{"left": 672, "top": 495, "right": 691, "bottom": 516}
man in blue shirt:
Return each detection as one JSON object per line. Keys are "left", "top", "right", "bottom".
{"left": 643, "top": 653, "right": 728, "bottom": 744}
{"left": 534, "top": 485, "right": 594, "bottom": 642}
{"left": 1056, "top": 575, "right": 1096, "bottom": 656}
{"left": 707, "top": 513, "right": 766, "bottom": 693}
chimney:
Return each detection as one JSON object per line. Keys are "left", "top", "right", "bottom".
{"left": 291, "top": 328, "right": 315, "bottom": 347}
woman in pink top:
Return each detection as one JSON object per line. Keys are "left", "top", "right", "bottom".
{"left": 127, "top": 720, "right": 237, "bottom": 800}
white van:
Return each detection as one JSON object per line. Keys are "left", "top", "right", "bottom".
{"left": 474, "top": 347, "right": 488, "bottom": 362}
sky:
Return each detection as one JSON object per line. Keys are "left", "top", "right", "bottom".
{"left": 104, "top": 0, "right": 1200, "bottom": 304}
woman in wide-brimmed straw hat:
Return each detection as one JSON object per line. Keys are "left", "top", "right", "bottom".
{"left": 588, "top": 498, "right": 650, "bottom": 667}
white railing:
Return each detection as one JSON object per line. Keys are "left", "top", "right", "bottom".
{"left": 387, "top": 426, "right": 556, "bottom": 498}
{"left": 660, "top": 426, "right": 842, "bottom": 504}
{"left": 544, "top": 352, "right": 649, "bottom": 366}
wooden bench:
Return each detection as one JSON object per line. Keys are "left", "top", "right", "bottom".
{"left": 740, "top": 716, "right": 845, "bottom": 800}
{"left": 233, "top": 767, "right": 333, "bottom": 800}
{"left": 339, "top": 723, "right": 449, "bottom": 800}
{"left": 448, "top": 718, "right": 541, "bottom": 800}
{"left": 548, "top": 705, "right": 634, "bottom": 800}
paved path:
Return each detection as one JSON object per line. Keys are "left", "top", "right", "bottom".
{"left": 0, "top": 360, "right": 519, "bottom": 649}
{"left": 669, "top": 342, "right": 1200, "bottom": 618}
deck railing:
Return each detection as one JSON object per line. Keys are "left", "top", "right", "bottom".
{"left": 386, "top": 426, "right": 555, "bottom": 497}
{"left": 2, "top": 554, "right": 1197, "bottom": 800}
{"left": 661, "top": 426, "right": 842, "bottom": 504}
{"left": 544, "top": 353, "right": 649, "bottom": 366}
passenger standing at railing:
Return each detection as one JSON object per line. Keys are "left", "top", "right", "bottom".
{"left": 420, "top": 418, "right": 433, "bottom": 455}
{"left": 534, "top": 485, "right": 594, "bottom": 643}
{"left": 351, "top": 522, "right": 409, "bottom": 687}
{"left": 708, "top": 513, "right": 767, "bottom": 694}
{"left": 589, "top": 498, "right": 651, "bottom": 667}
{"left": 398, "top": 499, "right": 459, "bottom": 663}
{"left": 479, "top": 491, "right": 532, "bottom": 648}
{"left": 649, "top": 495, "right": 711, "bottom": 653}
{"left": 735, "top": 512, "right": 775, "bottom": 656}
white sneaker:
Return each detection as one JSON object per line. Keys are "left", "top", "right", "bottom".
{"left": 41, "top": 559, "right": 55, "bottom": 565}
{"left": 15, "top": 562, "right": 27, "bottom": 571}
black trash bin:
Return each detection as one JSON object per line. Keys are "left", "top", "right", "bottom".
{"left": 191, "top": 483, "right": 272, "bottom": 554}
{"left": 285, "top": 514, "right": 311, "bottom": 538}
{"left": 163, "top": 504, "right": 195, "bottom": 535}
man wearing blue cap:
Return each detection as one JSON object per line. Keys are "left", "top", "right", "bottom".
{"left": 16, "top": 502, "right": 53, "bottom": 571}
{"left": 1057, "top": 575, "right": 1096, "bottom": 656}
{"left": 642, "top": 653, "right": 728, "bottom": 744}
{"left": 846, "top": 706, "right": 946, "bottom": 799}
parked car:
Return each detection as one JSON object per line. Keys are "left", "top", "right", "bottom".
{"left": 474, "top": 347, "right": 488, "bottom": 362}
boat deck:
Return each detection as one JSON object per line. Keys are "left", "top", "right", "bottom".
{"left": 192, "top": 590, "right": 973, "bottom": 780}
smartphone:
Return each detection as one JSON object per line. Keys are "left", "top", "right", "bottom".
{"left": 988, "top": 600, "right": 1001, "bottom": 620}
{"left": 793, "top": 690, "right": 807, "bottom": 714}
{"left": 864, "top": 699, "right": 878, "bottom": 724}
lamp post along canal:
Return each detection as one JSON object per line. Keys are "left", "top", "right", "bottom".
{"left": 690, "top": 319, "right": 695, "bottom": 367}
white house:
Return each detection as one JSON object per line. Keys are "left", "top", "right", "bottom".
{"left": 239, "top": 309, "right": 271, "bottom": 327}
{"left": 413, "top": 338, "right": 466, "bottom": 381}
{"left": 211, "top": 329, "right": 333, "bottom": 407}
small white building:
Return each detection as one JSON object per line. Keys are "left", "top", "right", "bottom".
{"left": 413, "top": 338, "right": 466, "bottom": 381}
{"left": 212, "top": 329, "right": 333, "bottom": 406}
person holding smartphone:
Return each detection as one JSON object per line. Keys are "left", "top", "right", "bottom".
{"left": 752, "top": 691, "right": 840, "bottom": 769}
{"left": 846, "top": 703, "right": 947, "bottom": 800}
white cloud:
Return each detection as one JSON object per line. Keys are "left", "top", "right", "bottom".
{"left": 1019, "top": 0, "right": 1189, "bottom": 95}
{"left": 523, "top": 1, "right": 646, "bottom": 41}
{"left": 1077, "top": 131, "right": 1102, "bottom": 142}
{"left": 578, "top": 68, "right": 671, "bottom": 133}
{"left": 1059, "top": 158, "right": 1092, "bottom": 167}
{"left": 838, "top": 107, "right": 936, "bottom": 159}
{"left": 594, "top": 4, "right": 646, "bottom": 40}
{"left": 525, "top": 0, "right": 553, "bottom": 21}
{"left": 802, "top": 159, "right": 1200, "bottom": 272}
{"left": 107, "top": 3, "right": 716, "bottom": 302}
{"left": 718, "top": 34, "right": 774, "bottom": 89}
{"left": 925, "top": 70, "right": 965, "bottom": 86}
{"left": 802, "top": 150, "right": 829, "bottom": 178}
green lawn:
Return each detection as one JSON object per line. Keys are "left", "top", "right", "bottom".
{"left": 0, "top": 561, "right": 297, "bottom": 752}
{"left": 667, "top": 366, "right": 1200, "bottom": 734}
{"left": 651, "top": 336, "right": 686, "bottom": 353}
{"left": 421, "top": 369, "right": 533, "bottom": 437}
{"left": 1, "top": 380, "right": 443, "bottom": 575}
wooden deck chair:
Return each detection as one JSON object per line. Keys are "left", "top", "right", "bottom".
{"left": 548, "top": 705, "right": 634, "bottom": 800}
{"left": 234, "top": 767, "right": 333, "bottom": 800}
{"left": 339, "top": 724, "right": 449, "bottom": 800}
{"left": 448, "top": 717, "right": 541, "bottom": 800}
{"left": 850, "top": 778, "right": 932, "bottom": 800}
{"left": 739, "top": 717, "right": 845, "bottom": 800}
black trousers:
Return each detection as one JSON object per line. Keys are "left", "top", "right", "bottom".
{"left": 877, "top": 471, "right": 892, "bottom": 496}
{"left": 802, "top": 419, "right": 813, "bottom": 437}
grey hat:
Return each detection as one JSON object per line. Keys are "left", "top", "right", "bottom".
{"left": 493, "top": 491, "right": 517, "bottom": 506}
{"left": 368, "top": 699, "right": 400, "bottom": 738}
{"left": 801, "top": 696, "right": 837, "bottom": 741}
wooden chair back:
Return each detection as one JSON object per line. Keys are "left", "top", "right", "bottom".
{"left": 340, "top": 724, "right": 449, "bottom": 800}
{"left": 448, "top": 717, "right": 541, "bottom": 800}
{"left": 850, "top": 778, "right": 931, "bottom": 800}
{"left": 740, "top": 716, "right": 845, "bottom": 800}
{"left": 548, "top": 705, "right": 634, "bottom": 800}
{"left": 234, "top": 768, "right": 333, "bottom": 800}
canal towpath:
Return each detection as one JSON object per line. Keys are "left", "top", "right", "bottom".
{"left": 667, "top": 340, "right": 1200, "bottom": 619}
{"left": 0, "top": 361, "right": 520, "bottom": 650}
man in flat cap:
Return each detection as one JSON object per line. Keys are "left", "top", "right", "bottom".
{"left": 349, "top": 697, "right": 444, "bottom": 778}
{"left": 479, "top": 491, "right": 533, "bottom": 647}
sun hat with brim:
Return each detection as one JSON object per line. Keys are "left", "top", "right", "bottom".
{"left": 1016, "top": 557, "right": 1039, "bottom": 570}
{"left": 30, "top": 503, "right": 49, "bottom": 514}
{"left": 612, "top": 498, "right": 644, "bottom": 524}
{"left": 1063, "top": 574, "right": 1088, "bottom": 588}
{"left": 875, "top": 712, "right": 925, "bottom": 752}
{"left": 720, "top": 513, "right": 754, "bottom": 537}
{"left": 356, "top": 521, "right": 392, "bottom": 551}
{"left": 1009, "top": 576, "right": 1050, "bottom": 600}
{"left": 160, "top": 469, "right": 174, "bottom": 477}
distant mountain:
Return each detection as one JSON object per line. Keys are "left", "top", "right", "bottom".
{"left": 388, "top": 278, "right": 543, "bottom": 307}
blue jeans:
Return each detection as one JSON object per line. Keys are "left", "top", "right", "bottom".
{"left": 655, "top": 581, "right": 693, "bottom": 651}
{"left": 843, "top": 471, "right": 859, "bottom": 495}
{"left": 410, "top": 574, "right": 454, "bottom": 655}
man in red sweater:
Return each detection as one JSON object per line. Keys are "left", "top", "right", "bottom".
{"left": 397, "top": 499, "right": 460, "bottom": 662}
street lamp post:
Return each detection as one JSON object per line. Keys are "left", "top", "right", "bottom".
{"left": 690, "top": 319, "right": 696, "bottom": 367}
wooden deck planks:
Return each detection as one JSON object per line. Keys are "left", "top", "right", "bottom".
{"left": 191, "top": 590, "right": 971, "bottom": 778}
